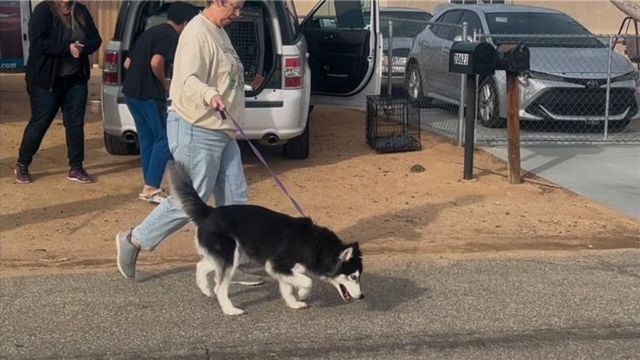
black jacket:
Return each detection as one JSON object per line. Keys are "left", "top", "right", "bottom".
{"left": 25, "top": 1, "right": 102, "bottom": 90}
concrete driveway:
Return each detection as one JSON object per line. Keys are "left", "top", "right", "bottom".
{"left": 484, "top": 145, "right": 640, "bottom": 219}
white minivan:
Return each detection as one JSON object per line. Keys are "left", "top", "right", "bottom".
{"left": 102, "top": 0, "right": 382, "bottom": 159}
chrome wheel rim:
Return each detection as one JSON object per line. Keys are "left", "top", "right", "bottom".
{"left": 478, "top": 82, "right": 495, "bottom": 121}
{"left": 408, "top": 68, "right": 421, "bottom": 101}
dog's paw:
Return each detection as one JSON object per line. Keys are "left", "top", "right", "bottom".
{"left": 287, "top": 301, "right": 309, "bottom": 310}
{"left": 200, "top": 288, "right": 213, "bottom": 297}
{"left": 223, "top": 307, "right": 246, "bottom": 316}
{"left": 297, "top": 287, "right": 310, "bottom": 301}
{"left": 197, "top": 283, "right": 213, "bottom": 297}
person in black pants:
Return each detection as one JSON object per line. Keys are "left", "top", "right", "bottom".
{"left": 15, "top": 0, "right": 101, "bottom": 184}
{"left": 122, "top": 2, "right": 199, "bottom": 203}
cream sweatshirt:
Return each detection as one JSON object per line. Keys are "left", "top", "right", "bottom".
{"left": 169, "top": 14, "right": 244, "bottom": 135}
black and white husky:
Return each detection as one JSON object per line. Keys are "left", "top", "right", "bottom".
{"left": 169, "top": 162, "right": 364, "bottom": 315}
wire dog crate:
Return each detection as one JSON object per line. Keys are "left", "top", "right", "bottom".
{"left": 225, "top": 7, "right": 265, "bottom": 83}
{"left": 366, "top": 95, "right": 422, "bottom": 153}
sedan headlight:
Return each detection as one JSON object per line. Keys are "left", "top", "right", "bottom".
{"left": 612, "top": 71, "right": 640, "bottom": 85}
{"left": 517, "top": 71, "right": 530, "bottom": 87}
{"left": 528, "top": 70, "right": 567, "bottom": 82}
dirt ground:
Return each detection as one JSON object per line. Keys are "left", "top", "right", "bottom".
{"left": 1, "top": 71, "right": 638, "bottom": 277}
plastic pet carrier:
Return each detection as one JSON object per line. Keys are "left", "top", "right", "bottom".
{"left": 366, "top": 95, "right": 422, "bottom": 153}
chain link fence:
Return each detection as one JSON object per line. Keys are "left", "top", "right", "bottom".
{"left": 381, "top": 18, "right": 464, "bottom": 142}
{"left": 380, "top": 16, "right": 640, "bottom": 145}
{"left": 475, "top": 33, "right": 640, "bottom": 144}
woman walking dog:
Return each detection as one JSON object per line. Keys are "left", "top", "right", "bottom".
{"left": 116, "top": 0, "right": 262, "bottom": 285}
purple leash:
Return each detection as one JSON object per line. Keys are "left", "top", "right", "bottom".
{"left": 219, "top": 109, "right": 306, "bottom": 218}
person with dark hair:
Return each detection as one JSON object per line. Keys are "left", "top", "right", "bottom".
{"left": 15, "top": 0, "right": 101, "bottom": 184}
{"left": 122, "top": 2, "right": 200, "bottom": 203}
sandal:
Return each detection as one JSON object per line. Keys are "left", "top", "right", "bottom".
{"left": 138, "top": 188, "right": 168, "bottom": 204}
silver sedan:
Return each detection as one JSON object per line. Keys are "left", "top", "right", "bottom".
{"left": 406, "top": 4, "right": 640, "bottom": 128}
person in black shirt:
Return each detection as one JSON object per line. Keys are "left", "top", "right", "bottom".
{"left": 122, "top": 2, "right": 199, "bottom": 203}
{"left": 15, "top": 0, "right": 101, "bottom": 184}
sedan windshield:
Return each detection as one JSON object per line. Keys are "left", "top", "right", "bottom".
{"left": 486, "top": 12, "right": 604, "bottom": 48}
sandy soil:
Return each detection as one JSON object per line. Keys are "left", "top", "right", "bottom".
{"left": 1, "top": 71, "right": 638, "bottom": 277}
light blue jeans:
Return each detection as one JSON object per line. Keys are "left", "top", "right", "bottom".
{"left": 132, "top": 110, "right": 248, "bottom": 250}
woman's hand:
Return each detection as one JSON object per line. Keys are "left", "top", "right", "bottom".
{"left": 209, "top": 95, "right": 226, "bottom": 111}
{"left": 70, "top": 42, "right": 84, "bottom": 59}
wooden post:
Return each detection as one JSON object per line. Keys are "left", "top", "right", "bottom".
{"left": 506, "top": 72, "right": 522, "bottom": 184}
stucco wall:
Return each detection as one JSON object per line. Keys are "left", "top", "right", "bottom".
{"left": 294, "top": 0, "right": 632, "bottom": 34}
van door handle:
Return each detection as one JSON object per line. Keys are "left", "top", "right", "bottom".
{"left": 323, "top": 64, "right": 348, "bottom": 78}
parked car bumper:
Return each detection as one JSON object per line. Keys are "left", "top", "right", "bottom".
{"left": 102, "top": 85, "right": 310, "bottom": 143}
{"left": 496, "top": 74, "right": 640, "bottom": 123}
{"left": 102, "top": 84, "right": 136, "bottom": 138}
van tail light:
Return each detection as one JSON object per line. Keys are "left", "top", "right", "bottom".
{"left": 283, "top": 56, "right": 303, "bottom": 89}
{"left": 103, "top": 50, "right": 120, "bottom": 85}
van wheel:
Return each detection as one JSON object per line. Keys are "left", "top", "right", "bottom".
{"left": 104, "top": 132, "right": 139, "bottom": 155}
{"left": 283, "top": 122, "right": 309, "bottom": 159}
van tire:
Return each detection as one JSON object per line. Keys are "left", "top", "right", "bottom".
{"left": 283, "top": 122, "right": 309, "bottom": 159}
{"left": 104, "top": 132, "right": 139, "bottom": 155}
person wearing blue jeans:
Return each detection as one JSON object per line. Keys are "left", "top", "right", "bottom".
{"left": 116, "top": 0, "right": 262, "bottom": 285}
{"left": 122, "top": 2, "right": 199, "bottom": 203}
{"left": 125, "top": 98, "right": 171, "bottom": 202}
{"left": 129, "top": 110, "right": 248, "bottom": 249}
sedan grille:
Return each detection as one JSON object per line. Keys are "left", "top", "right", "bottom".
{"left": 526, "top": 88, "right": 637, "bottom": 118}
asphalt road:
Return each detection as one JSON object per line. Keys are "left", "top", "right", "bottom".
{"left": 2, "top": 250, "right": 639, "bottom": 359}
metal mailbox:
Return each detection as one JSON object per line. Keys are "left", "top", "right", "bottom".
{"left": 449, "top": 42, "right": 497, "bottom": 75}
{"left": 496, "top": 44, "right": 530, "bottom": 73}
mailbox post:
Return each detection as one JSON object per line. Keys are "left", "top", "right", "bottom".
{"left": 449, "top": 42, "right": 497, "bottom": 180}
{"left": 496, "top": 44, "right": 530, "bottom": 184}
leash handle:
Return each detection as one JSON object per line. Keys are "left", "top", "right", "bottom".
{"left": 219, "top": 109, "right": 306, "bottom": 217}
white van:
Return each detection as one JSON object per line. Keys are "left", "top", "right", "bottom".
{"left": 102, "top": 0, "right": 382, "bottom": 159}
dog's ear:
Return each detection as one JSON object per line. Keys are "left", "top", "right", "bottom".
{"left": 338, "top": 246, "right": 354, "bottom": 263}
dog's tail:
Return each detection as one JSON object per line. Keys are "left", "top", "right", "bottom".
{"left": 168, "top": 161, "right": 212, "bottom": 225}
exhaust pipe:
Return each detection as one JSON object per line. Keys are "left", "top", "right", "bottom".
{"left": 123, "top": 131, "right": 137, "bottom": 144}
{"left": 261, "top": 133, "right": 279, "bottom": 146}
